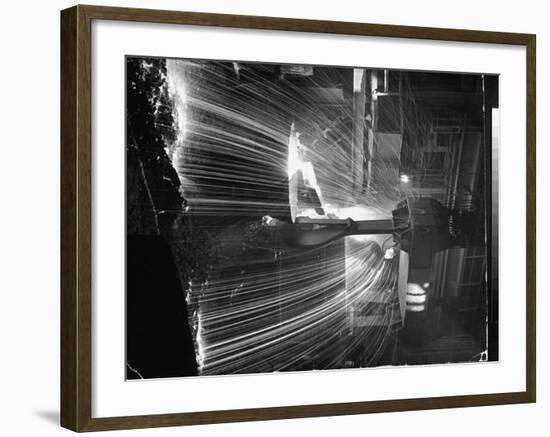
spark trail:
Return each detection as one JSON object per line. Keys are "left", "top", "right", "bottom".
{"left": 161, "top": 59, "right": 411, "bottom": 375}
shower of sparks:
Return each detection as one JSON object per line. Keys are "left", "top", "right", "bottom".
{"left": 160, "top": 59, "right": 417, "bottom": 375}
{"left": 191, "top": 240, "right": 400, "bottom": 375}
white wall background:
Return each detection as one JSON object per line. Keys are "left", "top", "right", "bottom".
{"left": 0, "top": 0, "right": 546, "bottom": 435}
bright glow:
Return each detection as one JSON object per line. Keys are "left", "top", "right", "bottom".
{"left": 165, "top": 59, "right": 189, "bottom": 168}
{"left": 301, "top": 162, "right": 319, "bottom": 188}
{"left": 422, "top": 282, "right": 431, "bottom": 289}
{"left": 195, "top": 311, "right": 205, "bottom": 373}
{"left": 400, "top": 174, "right": 410, "bottom": 183}
{"left": 407, "top": 283, "right": 426, "bottom": 296}
{"left": 287, "top": 123, "right": 302, "bottom": 178}
{"left": 384, "top": 247, "right": 397, "bottom": 260}
{"left": 324, "top": 204, "right": 390, "bottom": 221}
{"left": 353, "top": 68, "right": 365, "bottom": 93}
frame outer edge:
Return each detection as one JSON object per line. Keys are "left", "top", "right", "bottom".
{"left": 61, "top": 4, "right": 95, "bottom": 432}
{"left": 525, "top": 34, "right": 536, "bottom": 403}
{"left": 77, "top": 3, "right": 94, "bottom": 432}
{"left": 76, "top": 4, "right": 534, "bottom": 45}
{"left": 60, "top": 4, "right": 537, "bottom": 432}
{"left": 60, "top": 5, "right": 79, "bottom": 432}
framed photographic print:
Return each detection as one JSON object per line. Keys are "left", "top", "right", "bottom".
{"left": 60, "top": 4, "right": 536, "bottom": 432}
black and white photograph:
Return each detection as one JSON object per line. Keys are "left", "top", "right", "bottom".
{"left": 125, "top": 56, "right": 499, "bottom": 379}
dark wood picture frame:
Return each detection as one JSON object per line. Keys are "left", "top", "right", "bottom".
{"left": 60, "top": 4, "right": 536, "bottom": 432}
